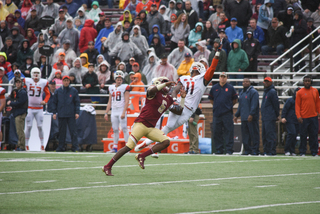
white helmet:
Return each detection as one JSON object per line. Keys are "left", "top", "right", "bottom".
{"left": 152, "top": 77, "right": 171, "bottom": 94}
{"left": 189, "top": 62, "right": 206, "bottom": 75}
{"left": 114, "top": 70, "right": 125, "bottom": 79}
{"left": 31, "top": 67, "right": 41, "bottom": 80}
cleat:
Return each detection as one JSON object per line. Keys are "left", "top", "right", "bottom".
{"left": 25, "top": 146, "right": 29, "bottom": 151}
{"left": 41, "top": 145, "right": 45, "bottom": 151}
{"left": 102, "top": 166, "right": 114, "bottom": 176}
{"left": 134, "top": 142, "right": 148, "bottom": 152}
{"left": 151, "top": 153, "right": 159, "bottom": 158}
{"left": 284, "top": 152, "right": 290, "bottom": 156}
{"left": 135, "top": 154, "right": 145, "bottom": 169}
{"left": 107, "top": 148, "right": 117, "bottom": 153}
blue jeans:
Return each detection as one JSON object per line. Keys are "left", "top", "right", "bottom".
{"left": 262, "top": 120, "right": 277, "bottom": 155}
{"left": 299, "top": 116, "right": 319, "bottom": 155}
{"left": 284, "top": 122, "right": 299, "bottom": 154}
{"left": 57, "top": 117, "right": 79, "bottom": 151}
{"left": 261, "top": 44, "right": 284, "bottom": 56}
{"left": 241, "top": 120, "right": 260, "bottom": 154}
{"left": 212, "top": 112, "right": 234, "bottom": 154}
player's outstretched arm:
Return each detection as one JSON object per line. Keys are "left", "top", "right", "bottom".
{"left": 147, "top": 81, "right": 175, "bottom": 98}
{"left": 169, "top": 86, "right": 186, "bottom": 115}
{"left": 204, "top": 51, "right": 220, "bottom": 86}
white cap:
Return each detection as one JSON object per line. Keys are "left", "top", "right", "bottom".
{"left": 0, "top": 67, "right": 4, "bottom": 71}
{"left": 14, "top": 69, "right": 21, "bottom": 74}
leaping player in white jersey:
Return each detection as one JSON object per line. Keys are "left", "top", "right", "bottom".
{"left": 104, "top": 70, "right": 130, "bottom": 153}
{"left": 135, "top": 51, "right": 221, "bottom": 153}
{"left": 0, "top": 87, "right": 6, "bottom": 149}
{"left": 24, "top": 68, "right": 51, "bottom": 151}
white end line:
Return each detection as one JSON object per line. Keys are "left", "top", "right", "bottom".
{"left": 255, "top": 185, "right": 277, "bottom": 188}
{"left": 33, "top": 180, "right": 56, "bottom": 184}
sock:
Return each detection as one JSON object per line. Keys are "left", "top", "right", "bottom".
{"left": 113, "top": 144, "right": 118, "bottom": 149}
{"left": 40, "top": 139, "right": 44, "bottom": 146}
{"left": 25, "top": 138, "right": 29, "bottom": 147}
{"left": 140, "top": 148, "right": 154, "bottom": 158}
{"left": 106, "top": 157, "right": 117, "bottom": 168}
{"left": 0, "top": 141, "right": 1, "bottom": 150}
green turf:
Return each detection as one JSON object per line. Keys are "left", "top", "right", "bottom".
{"left": 0, "top": 152, "right": 319, "bottom": 214}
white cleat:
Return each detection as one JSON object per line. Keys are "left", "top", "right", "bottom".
{"left": 134, "top": 142, "right": 148, "bottom": 152}
{"left": 151, "top": 153, "right": 159, "bottom": 158}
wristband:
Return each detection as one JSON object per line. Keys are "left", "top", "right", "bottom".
{"left": 215, "top": 51, "right": 220, "bottom": 57}
{"left": 156, "top": 83, "right": 166, "bottom": 91}
{"left": 180, "top": 97, "right": 185, "bottom": 108}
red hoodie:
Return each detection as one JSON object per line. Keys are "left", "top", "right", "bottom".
{"left": 79, "top": 19, "right": 98, "bottom": 53}
{"left": 25, "top": 28, "right": 37, "bottom": 46}
{"left": 21, "top": 0, "right": 33, "bottom": 19}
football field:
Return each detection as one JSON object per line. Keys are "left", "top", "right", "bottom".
{"left": 0, "top": 152, "right": 319, "bottom": 214}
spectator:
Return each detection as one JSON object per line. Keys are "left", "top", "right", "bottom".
{"left": 0, "top": 67, "right": 9, "bottom": 91}
{"left": 138, "top": 10, "right": 150, "bottom": 34}
{"left": 125, "top": 0, "right": 139, "bottom": 17}
{"left": 16, "top": 39, "right": 33, "bottom": 67}
{"left": 38, "top": 55, "right": 52, "bottom": 78}
{"left": 69, "top": 57, "right": 88, "bottom": 83}
{"left": 53, "top": 52, "right": 69, "bottom": 71}
{"left": 88, "top": 1, "right": 102, "bottom": 24}
{"left": 151, "top": 34, "right": 165, "bottom": 58}
{"left": 306, "top": 18, "right": 320, "bottom": 68}
{"left": 218, "top": 29, "right": 231, "bottom": 55}
{"left": 185, "top": 106, "right": 202, "bottom": 154}
{"left": 136, "top": 0, "right": 151, "bottom": 14}
{"left": 19, "top": 56, "right": 36, "bottom": 78}
{"left": 0, "top": 21, "right": 10, "bottom": 45}
{"left": 129, "top": 16, "right": 149, "bottom": 39}
{"left": 95, "top": 18, "right": 114, "bottom": 54}
{"left": 61, "top": 0, "right": 78, "bottom": 18}
{"left": 83, "top": 63, "right": 100, "bottom": 104}
{"left": 84, "top": 41, "right": 99, "bottom": 64}
{"left": 61, "top": 5, "right": 71, "bottom": 19}
{"left": 109, "top": 32, "right": 143, "bottom": 63}
{"left": 225, "top": 18, "right": 244, "bottom": 43}
{"left": 14, "top": 10, "right": 25, "bottom": 29}
{"left": 124, "top": 62, "right": 147, "bottom": 85}
{"left": 30, "top": 32, "right": 45, "bottom": 52}
{"left": 80, "top": 53, "right": 89, "bottom": 68}
{"left": 177, "top": 52, "right": 194, "bottom": 76}
{"left": 96, "top": 54, "right": 105, "bottom": 69}
{"left": 261, "top": 77, "right": 279, "bottom": 156}
{"left": 209, "top": 72, "right": 238, "bottom": 155}
{"left": 142, "top": 52, "right": 159, "bottom": 84}
{"left": 201, "top": 21, "right": 218, "bottom": 51}
{"left": 130, "top": 25, "right": 149, "bottom": 64}
{"left": 295, "top": 76, "right": 320, "bottom": 156}
{"left": 242, "top": 29, "right": 260, "bottom": 74}
{"left": 103, "top": 22, "right": 123, "bottom": 61}
{"left": 225, "top": 0, "right": 252, "bottom": 36}
{"left": 208, "top": 38, "right": 227, "bottom": 71}
{"left": 170, "top": 13, "right": 190, "bottom": 51}
{"left": 52, "top": 76, "right": 80, "bottom": 152}
{"left": 42, "top": 0, "right": 60, "bottom": 19}
{"left": 129, "top": 72, "right": 145, "bottom": 113}
{"left": 166, "top": 0, "right": 177, "bottom": 20}
{"left": 261, "top": 17, "right": 287, "bottom": 57}
{"left": 7, "top": 62, "right": 19, "bottom": 81}
{"left": 277, "top": 4, "right": 294, "bottom": 31}
{"left": 20, "top": 0, "right": 32, "bottom": 20}
{"left": 175, "top": 0, "right": 183, "bottom": 17}
{"left": 25, "top": 28, "right": 37, "bottom": 47}
{"left": 234, "top": 78, "right": 260, "bottom": 155}
{"left": 58, "top": 17, "right": 80, "bottom": 53}
{"left": 291, "top": 10, "right": 307, "bottom": 72}
{"left": 7, "top": 69, "right": 24, "bottom": 95}
{"left": 310, "top": 4, "right": 320, "bottom": 28}
{"left": 227, "top": 39, "right": 249, "bottom": 86}
{"left": 168, "top": 39, "right": 193, "bottom": 69}
{"left": 154, "top": 54, "right": 176, "bottom": 81}
{"left": 10, "top": 26, "right": 24, "bottom": 49}
{"left": 123, "top": 20, "right": 131, "bottom": 31}
{"left": 188, "top": 22, "right": 204, "bottom": 53}
{"left": 4, "top": 0, "right": 18, "bottom": 15}
{"left": 117, "top": 61, "right": 127, "bottom": 73}
{"left": 24, "top": 8, "right": 41, "bottom": 34}
{"left": 97, "top": 60, "right": 111, "bottom": 91}
{"left": 44, "top": 80, "right": 56, "bottom": 113}
{"left": 32, "top": 0, "right": 44, "bottom": 18}
{"left": 159, "top": 5, "right": 169, "bottom": 22}
{"left": 95, "top": 12, "right": 106, "bottom": 34}
{"left": 208, "top": 4, "right": 223, "bottom": 31}
{"left": 257, "top": 0, "right": 273, "bottom": 36}
{"left": 249, "top": 18, "right": 265, "bottom": 45}
{"left": 0, "top": 52, "right": 11, "bottom": 75}
{"left": 51, "top": 9, "right": 67, "bottom": 35}
{"left": 1, "top": 37, "right": 16, "bottom": 64}
{"left": 147, "top": 4, "right": 166, "bottom": 35}
{"left": 281, "top": 87, "right": 300, "bottom": 156}
{"left": 183, "top": 0, "right": 199, "bottom": 30}
{"left": 52, "top": 70, "right": 63, "bottom": 89}
{"left": 0, "top": 2, "right": 9, "bottom": 21}
{"left": 52, "top": 39, "right": 77, "bottom": 68}
{"left": 273, "top": 0, "right": 287, "bottom": 17}
{"left": 110, "top": 56, "right": 121, "bottom": 72}
{"left": 194, "top": 40, "right": 210, "bottom": 62}
{"left": 217, "top": 12, "right": 230, "bottom": 33}
{"left": 202, "top": 0, "right": 213, "bottom": 21}
{"left": 121, "top": 10, "right": 133, "bottom": 25}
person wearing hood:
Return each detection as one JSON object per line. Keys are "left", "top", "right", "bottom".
{"left": 261, "top": 77, "right": 279, "bottom": 156}
{"left": 52, "top": 39, "right": 77, "bottom": 68}
{"left": 96, "top": 12, "right": 106, "bottom": 34}
{"left": 52, "top": 9, "right": 67, "bottom": 35}
{"left": 151, "top": 34, "right": 165, "bottom": 58}
{"left": 4, "top": 0, "right": 18, "bottom": 15}
{"left": 109, "top": 32, "right": 143, "bottom": 63}
{"left": 84, "top": 41, "right": 99, "bottom": 64}
{"left": 14, "top": 10, "right": 25, "bottom": 29}
{"left": 125, "top": 0, "right": 139, "bottom": 17}
{"left": 168, "top": 39, "right": 193, "bottom": 69}
{"left": 159, "top": 5, "right": 169, "bottom": 22}
{"left": 61, "top": 0, "right": 78, "bottom": 18}
{"left": 104, "top": 21, "right": 123, "bottom": 53}
{"left": 96, "top": 54, "right": 105, "bottom": 68}
{"left": 117, "top": 61, "right": 127, "bottom": 73}
{"left": 188, "top": 22, "right": 204, "bottom": 53}
{"left": 95, "top": 18, "right": 114, "bottom": 54}
{"left": 88, "top": 1, "right": 102, "bottom": 24}
{"left": 291, "top": 10, "right": 307, "bottom": 72}
{"left": 170, "top": 13, "right": 190, "bottom": 51}
{"left": 58, "top": 17, "right": 80, "bottom": 53}
{"left": 1, "top": 37, "right": 16, "bottom": 64}
{"left": 53, "top": 52, "right": 69, "bottom": 71}
{"left": 193, "top": 40, "right": 210, "bottom": 62}
{"left": 32, "top": 0, "right": 44, "bottom": 18}
{"left": 227, "top": 39, "right": 249, "bottom": 87}
{"left": 42, "top": 0, "right": 60, "bottom": 19}
{"left": 80, "top": 53, "right": 89, "bottom": 68}
{"left": 0, "top": 21, "right": 10, "bottom": 44}
{"left": 147, "top": 4, "right": 166, "bottom": 35}
{"left": 234, "top": 78, "right": 260, "bottom": 155}
{"left": 130, "top": 25, "right": 149, "bottom": 63}
{"left": 277, "top": 4, "right": 294, "bottom": 32}
{"left": 19, "top": 56, "right": 36, "bottom": 78}
{"left": 16, "top": 39, "right": 33, "bottom": 67}
{"left": 225, "top": 17, "right": 243, "bottom": 43}
{"left": 25, "top": 28, "right": 37, "bottom": 46}
{"left": 136, "top": 0, "right": 151, "bottom": 14}
{"left": 0, "top": 2, "right": 9, "bottom": 21}
{"left": 148, "top": 24, "right": 166, "bottom": 46}
{"left": 281, "top": 87, "right": 300, "bottom": 156}
{"left": 183, "top": 1, "right": 199, "bottom": 30}
{"left": 20, "top": 0, "right": 32, "bottom": 20}
{"left": 0, "top": 52, "right": 12, "bottom": 75}
{"left": 121, "top": 10, "right": 132, "bottom": 26}
{"left": 176, "top": 52, "right": 194, "bottom": 76}
{"left": 154, "top": 53, "right": 177, "bottom": 81}
{"left": 257, "top": 0, "right": 274, "bottom": 33}
{"left": 68, "top": 57, "right": 88, "bottom": 83}
{"left": 242, "top": 29, "right": 260, "bottom": 74}
{"left": 165, "top": 0, "right": 177, "bottom": 20}
{"left": 24, "top": 8, "right": 41, "bottom": 34}
{"left": 137, "top": 10, "right": 149, "bottom": 36}
{"left": 79, "top": 19, "right": 97, "bottom": 53}
{"left": 142, "top": 52, "right": 159, "bottom": 84}
{"left": 96, "top": 60, "right": 111, "bottom": 93}
{"left": 74, "top": 6, "right": 88, "bottom": 26}
{"left": 10, "top": 26, "right": 24, "bottom": 49}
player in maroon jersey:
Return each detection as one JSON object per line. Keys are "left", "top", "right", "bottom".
{"left": 102, "top": 77, "right": 187, "bottom": 176}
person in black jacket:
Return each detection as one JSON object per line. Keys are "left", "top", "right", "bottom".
{"left": 24, "top": 8, "right": 41, "bottom": 34}
{"left": 6, "top": 78, "right": 28, "bottom": 151}
{"left": 202, "top": 20, "right": 218, "bottom": 51}
{"left": 19, "top": 56, "right": 37, "bottom": 78}
{"left": 84, "top": 41, "right": 100, "bottom": 65}
{"left": 0, "top": 37, "right": 17, "bottom": 64}
{"left": 243, "top": 29, "right": 260, "bottom": 75}
{"left": 0, "top": 21, "right": 10, "bottom": 45}
{"left": 306, "top": 18, "right": 320, "bottom": 69}
{"left": 82, "top": 63, "right": 100, "bottom": 104}
{"left": 183, "top": 1, "right": 199, "bottom": 30}
{"left": 277, "top": 4, "right": 294, "bottom": 32}
{"left": 150, "top": 34, "right": 165, "bottom": 58}
{"left": 52, "top": 75, "right": 80, "bottom": 152}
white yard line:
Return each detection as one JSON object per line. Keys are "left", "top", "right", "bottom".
{"left": 33, "top": 180, "right": 56, "bottom": 184}
{"left": 0, "top": 158, "right": 304, "bottom": 174}
{"left": 198, "top": 184, "right": 220, "bottom": 187}
{"left": 314, "top": 187, "right": 320, "bottom": 189}
{"left": 176, "top": 201, "right": 320, "bottom": 213}
{"left": 88, "top": 181, "right": 108, "bottom": 184}
{"left": 0, "top": 172, "right": 319, "bottom": 195}
{"left": 255, "top": 185, "right": 277, "bottom": 188}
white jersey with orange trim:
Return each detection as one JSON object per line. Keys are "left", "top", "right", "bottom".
{"left": 25, "top": 78, "right": 50, "bottom": 109}
{"left": 178, "top": 73, "right": 207, "bottom": 112}
{"left": 109, "top": 84, "right": 130, "bottom": 113}
{"left": 0, "top": 87, "right": 6, "bottom": 132}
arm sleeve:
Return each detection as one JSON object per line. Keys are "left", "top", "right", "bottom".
{"left": 43, "top": 84, "right": 51, "bottom": 103}
{"left": 249, "top": 90, "right": 259, "bottom": 116}
{"left": 204, "top": 58, "right": 219, "bottom": 82}
{"left": 271, "top": 90, "right": 280, "bottom": 118}
{"left": 74, "top": 89, "right": 80, "bottom": 114}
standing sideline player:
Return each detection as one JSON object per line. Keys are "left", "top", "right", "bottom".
{"left": 0, "top": 87, "right": 6, "bottom": 149}
{"left": 102, "top": 77, "right": 186, "bottom": 176}
{"left": 104, "top": 70, "right": 130, "bottom": 153}
{"left": 24, "top": 68, "right": 51, "bottom": 151}
{"left": 135, "top": 52, "right": 221, "bottom": 153}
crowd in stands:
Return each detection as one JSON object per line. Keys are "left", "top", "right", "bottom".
{"left": 0, "top": 0, "right": 320, "bottom": 105}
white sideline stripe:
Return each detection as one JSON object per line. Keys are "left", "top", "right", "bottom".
{"left": 0, "top": 172, "right": 319, "bottom": 195}
{"left": 198, "top": 184, "right": 220, "bottom": 187}
{"left": 176, "top": 201, "right": 320, "bottom": 213}
{"left": 315, "top": 187, "right": 320, "bottom": 189}
{"left": 255, "top": 185, "right": 277, "bottom": 188}
{"left": 33, "top": 180, "right": 56, "bottom": 184}
{"left": 0, "top": 158, "right": 303, "bottom": 174}
{"left": 0, "top": 179, "right": 2, "bottom": 181}
{"left": 88, "top": 181, "right": 108, "bottom": 184}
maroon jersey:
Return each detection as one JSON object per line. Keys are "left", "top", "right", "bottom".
{"left": 135, "top": 91, "right": 174, "bottom": 127}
